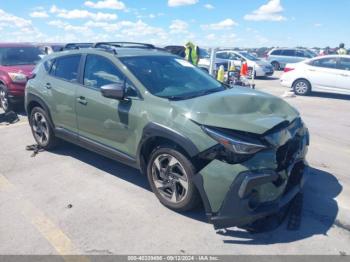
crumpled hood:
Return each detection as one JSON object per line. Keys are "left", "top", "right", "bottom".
{"left": 171, "top": 87, "right": 299, "bottom": 135}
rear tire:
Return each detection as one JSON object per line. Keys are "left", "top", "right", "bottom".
{"left": 293, "top": 79, "right": 311, "bottom": 96}
{"left": 0, "top": 84, "right": 13, "bottom": 113}
{"left": 29, "top": 107, "right": 58, "bottom": 150}
{"left": 147, "top": 146, "right": 201, "bottom": 212}
{"left": 271, "top": 61, "right": 280, "bottom": 71}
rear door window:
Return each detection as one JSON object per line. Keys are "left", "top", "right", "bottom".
{"left": 50, "top": 55, "right": 81, "bottom": 82}
{"left": 338, "top": 58, "right": 350, "bottom": 71}
{"left": 281, "top": 50, "right": 296, "bottom": 56}
{"left": 311, "top": 57, "right": 338, "bottom": 69}
{"left": 83, "top": 55, "right": 124, "bottom": 89}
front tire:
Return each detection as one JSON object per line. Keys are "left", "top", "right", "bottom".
{"left": 29, "top": 107, "right": 58, "bottom": 150}
{"left": 293, "top": 79, "right": 311, "bottom": 96}
{"left": 0, "top": 84, "right": 12, "bottom": 113}
{"left": 147, "top": 146, "right": 201, "bottom": 211}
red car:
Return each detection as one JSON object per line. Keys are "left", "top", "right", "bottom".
{"left": 0, "top": 43, "right": 45, "bottom": 112}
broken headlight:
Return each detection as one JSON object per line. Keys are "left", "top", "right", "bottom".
{"left": 202, "top": 126, "right": 267, "bottom": 155}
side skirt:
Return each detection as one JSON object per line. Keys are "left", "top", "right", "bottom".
{"left": 55, "top": 127, "right": 139, "bottom": 169}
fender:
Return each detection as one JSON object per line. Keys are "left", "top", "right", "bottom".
{"left": 136, "top": 122, "right": 200, "bottom": 169}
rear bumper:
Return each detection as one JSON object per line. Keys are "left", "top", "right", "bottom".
{"left": 280, "top": 77, "right": 294, "bottom": 88}
{"left": 209, "top": 161, "right": 308, "bottom": 229}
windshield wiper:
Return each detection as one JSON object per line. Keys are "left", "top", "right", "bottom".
{"left": 167, "top": 88, "right": 224, "bottom": 101}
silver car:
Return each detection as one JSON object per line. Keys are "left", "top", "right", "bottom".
{"left": 214, "top": 50, "right": 274, "bottom": 78}
{"left": 267, "top": 48, "right": 316, "bottom": 70}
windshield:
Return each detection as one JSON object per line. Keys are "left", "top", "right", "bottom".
{"left": 0, "top": 47, "right": 45, "bottom": 66}
{"left": 199, "top": 48, "right": 210, "bottom": 58}
{"left": 120, "top": 56, "right": 225, "bottom": 100}
{"left": 239, "top": 52, "right": 260, "bottom": 61}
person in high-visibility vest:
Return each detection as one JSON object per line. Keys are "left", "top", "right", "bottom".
{"left": 217, "top": 65, "right": 225, "bottom": 83}
{"left": 337, "top": 43, "right": 348, "bottom": 55}
{"left": 184, "top": 42, "right": 199, "bottom": 66}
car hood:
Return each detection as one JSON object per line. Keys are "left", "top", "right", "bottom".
{"left": 1, "top": 65, "right": 35, "bottom": 76}
{"left": 171, "top": 87, "right": 299, "bottom": 135}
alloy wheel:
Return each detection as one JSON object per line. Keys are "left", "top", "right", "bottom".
{"left": 0, "top": 89, "right": 9, "bottom": 112}
{"left": 151, "top": 154, "right": 189, "bottom": 203}
{"left": 295, "top": 81, "right": 308, "bottom": 95}
{"left": 32, "top": 112, "right": 50, "bottom": 145}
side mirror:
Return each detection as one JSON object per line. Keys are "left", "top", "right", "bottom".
{"left": 101, "top": 82, "right": 125, "bottom": 100}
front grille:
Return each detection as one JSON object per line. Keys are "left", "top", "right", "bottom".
{"left": 276, "top": 136, "right": 301, "bottom": 171}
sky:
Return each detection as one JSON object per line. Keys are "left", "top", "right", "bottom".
{"left": 0, "top": 0, "right": 349, "bottom": 48}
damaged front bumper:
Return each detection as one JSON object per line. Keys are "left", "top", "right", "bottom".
{"left": 193, "top": 118, "right": 309, "bottom": 229}
{"left": 208, "top": 161, "right": 308, "bottom": 229}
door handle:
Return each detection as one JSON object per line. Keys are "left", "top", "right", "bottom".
{"left": 45, "top": 83, "right": 52, "bottom": 89}
{"left": 77, "top": 96, "right": 88, "bottom": 105}
{"left": 308, "top": 69, "right": 316, "bottom": 72}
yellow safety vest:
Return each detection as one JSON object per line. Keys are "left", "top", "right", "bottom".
{"left": 185, "top": 45, "right": 199, "bottom": 66}
{"left": 338, "top": 48, "right": 348, "bottom": 55}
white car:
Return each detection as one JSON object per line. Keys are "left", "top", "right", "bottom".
{"left": 215, "top": 50, "right": 274, "bottom": 77}
{"left": 281, "top": 55, "right": 350, "bottom": 96}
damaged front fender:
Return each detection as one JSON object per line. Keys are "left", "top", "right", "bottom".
{"left": 193, "top": 119, "right": 309, "bottom": 229}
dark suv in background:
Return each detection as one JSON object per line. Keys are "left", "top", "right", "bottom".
{"left": 0, "top": 43, "right": 45, "bottom": 112}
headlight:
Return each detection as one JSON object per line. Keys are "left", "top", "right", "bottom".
{"left": 202, "top": 126, "right": 266, "bottom": 155}
{"left": 9, "top": 72, "right": 27, "bottom": 83}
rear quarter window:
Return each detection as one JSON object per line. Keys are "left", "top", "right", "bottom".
{"left": 50, "top": 55, "right": 81, "bottom": 82}
{"left": 281, "top": 50, "right": 295, "bottom": 56}
{"left": 44, "top": 59, "right": 54, "bottom": 72}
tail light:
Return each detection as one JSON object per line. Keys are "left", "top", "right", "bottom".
{"left": 284, "top": 67, "right": 294, "bottom": 73}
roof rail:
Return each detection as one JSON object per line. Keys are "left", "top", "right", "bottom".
{"left": 62, "top": 43, "right": 93, "bottom": 50}
{"left": 93, "top": 42, "right": 155, "bottom": 49}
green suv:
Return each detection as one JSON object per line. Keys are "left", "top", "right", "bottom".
{"left": 25, "top": 42, "right": 309, "bottom": 229}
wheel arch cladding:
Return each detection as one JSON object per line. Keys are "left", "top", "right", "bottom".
{"left": 137, "top": 122, "right": 213, "bottom": 213}
{"left": 137, "top": 122, "right": 200, "bottom": 174}
{"left": 26, "top": 94, "right": 55, "bottom": 128}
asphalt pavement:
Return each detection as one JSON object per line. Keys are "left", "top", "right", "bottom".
{"left": 0, "top": 72, "right": 350, "bottom": 255}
